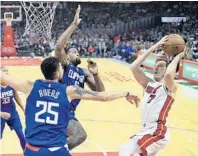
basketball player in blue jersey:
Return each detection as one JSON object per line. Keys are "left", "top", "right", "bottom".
{"left": 1, "top": 57, "right": 139, "bottom": 156}
{"left": 0, "top": 66, "right": 26, "bottom": 150}
{"left": 53, "top": 5, "right": 106, "bottom": 150}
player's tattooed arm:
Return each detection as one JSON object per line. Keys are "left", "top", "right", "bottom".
{"left": 55, "top": 5, "right": 81, "bottom": 67}
{"left": 67, "top": 85, "right": 132, "bottom": 102}
{"left": 1, "top": 71, "right": 33, "bottom": 94}
{"left": 73, "top": 86, "right": 98, "bottom": 96}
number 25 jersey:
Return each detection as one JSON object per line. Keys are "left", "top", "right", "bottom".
{"left": 25, "top": 80, "right": 70, "bottom": 147}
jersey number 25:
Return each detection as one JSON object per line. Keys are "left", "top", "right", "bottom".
{"left": 35, "top": 101, "right": 59, "bottom": 125}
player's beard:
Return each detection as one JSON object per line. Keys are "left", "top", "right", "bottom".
{"left": 73, "top": 58, "right": 81, "bottom": 66}
{"left": 154, "top": 72, "right": 164, "bottom": 82}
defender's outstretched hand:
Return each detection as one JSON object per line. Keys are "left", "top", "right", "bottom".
{"left": 126, "top": 93, "right": 140, "bottom": 108}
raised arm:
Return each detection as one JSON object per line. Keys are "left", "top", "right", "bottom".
{"left": 85, "top": 71, "right": 105, "bottom": 91}
{"left": 67, "top": 85, "right": 127, "bottom": 102}
{"left": 1, "top": 71, "right": 33, "bottom": 94}
{"left": 164, "top": 48, "right": 187, "bottom": 93}
{"left": 130, "top": 36, "right": 168, "bottom": 88}
{"left": 66, "top": 86, "right": 140, "bottom": 107}
{"left": 55, "top": 5, "right": 81, "bottom": 67}
{"left": 84, "top": 59, "right": 105, "bottom": 92}
{"left": 14, "top": 89, "right": 25, "bottom": 113}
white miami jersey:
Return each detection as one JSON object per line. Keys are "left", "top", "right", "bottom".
{"left": 141, "top": 81, "right": 174, "bottom": 125}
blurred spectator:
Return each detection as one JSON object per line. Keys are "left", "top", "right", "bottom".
{"left": 0, "top": 1, "right": 197, "bottom": 62}
{"left": 87, "top": 45, "right": 95, "bottom": 57}
{"left": 192, "top": 44, "right": 198, "bottom": 61}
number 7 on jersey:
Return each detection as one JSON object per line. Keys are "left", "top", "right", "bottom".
{"left": 147, "top": 94, "right": 156, "bottom": 103}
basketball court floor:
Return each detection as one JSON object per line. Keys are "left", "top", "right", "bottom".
{"left": 1, "top": 58, "right": 198, "bottom": 156}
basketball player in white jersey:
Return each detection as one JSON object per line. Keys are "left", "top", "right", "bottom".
{"left": 119, "top": 36, "right": 187, "bottom": 156}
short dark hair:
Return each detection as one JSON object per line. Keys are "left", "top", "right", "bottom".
{"left": 41, "top": 57, "right": 60, "bottom": 80}
{"left": 155, "top": 57, "right": 169, "bottom": 67}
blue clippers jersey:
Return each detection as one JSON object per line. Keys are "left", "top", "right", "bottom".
{"left": 25, "top": 80, "right": 70, "bottom": 147}
{"left": 0, "top": 86, "right": 16, "bottom": 113}
{"left": 62, "top": 63, "right": 86, "bottom": 111}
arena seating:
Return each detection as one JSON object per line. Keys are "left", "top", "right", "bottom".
{"left": 1, "top": 1, "right": 197, "bottom": 62}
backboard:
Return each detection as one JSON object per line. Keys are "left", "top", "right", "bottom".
{"left": 0, "top": 5, "right": 22, "bottom": 22}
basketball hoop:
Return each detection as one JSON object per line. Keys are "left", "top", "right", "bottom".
{"left": 20, "top": 1, "right": 58, "bottom": 41}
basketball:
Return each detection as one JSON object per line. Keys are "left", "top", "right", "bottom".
{"left": 162, "top": 34, "right": 185, "bottom": 56}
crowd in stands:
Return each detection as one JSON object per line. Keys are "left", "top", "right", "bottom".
{"left": 112, "top": 18, "right": 198, "bottom": 62}
{"left": 1, "top": 1, "right": 198, "bottom": 62}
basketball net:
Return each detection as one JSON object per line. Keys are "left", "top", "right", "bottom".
{"left": 20, "top": 2, "right": 58, "bottom": 41}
